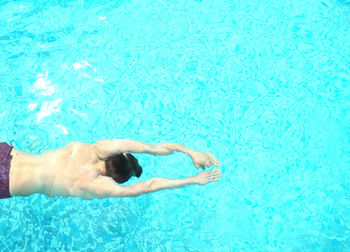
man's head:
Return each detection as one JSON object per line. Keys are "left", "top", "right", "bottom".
{"left": 104, "top": 153, "right": 142, "bottom": 184}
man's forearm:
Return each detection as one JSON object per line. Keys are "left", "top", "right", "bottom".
{"left": 147, "top": 176, "right": 198, "bottom": 193}
{"left": 158, "top": 143, "right": 195, "bottom": 156}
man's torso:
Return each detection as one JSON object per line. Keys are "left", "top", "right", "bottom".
{"left": 9, "top": 142, "right": 102, "bottom": 199}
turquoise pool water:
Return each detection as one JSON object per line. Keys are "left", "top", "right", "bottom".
{"left": 0, "top": 0, "right": 349, "bottom": 250}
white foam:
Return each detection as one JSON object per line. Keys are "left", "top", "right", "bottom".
{"left": 55, "top": 125, "right": 69, "bottom": 135}
{"left": 37, "top": 98, "right": 62, "bottom": 122}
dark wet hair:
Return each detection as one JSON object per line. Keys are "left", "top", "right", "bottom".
{"left": 105, "top": 153, "right": 142, "bottom": 184}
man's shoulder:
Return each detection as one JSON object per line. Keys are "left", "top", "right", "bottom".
{"left": 63, "top": 141, "right": 94, "bottom": 152}
{"left": 66, "top": 141, "right": 89, "bottom": 147}
{"left": 64, "top": 141, "right": 100, "bottom": 161}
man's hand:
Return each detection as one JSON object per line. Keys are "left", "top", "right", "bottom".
{"left": 194, "top": 168, "right": 222, "bottom": 185}
{"left": 190, "top": 151, "right": 220, "bottom": 170}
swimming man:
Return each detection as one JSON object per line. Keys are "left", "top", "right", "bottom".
{"left": 0, "top": 140, "right": 221, "bottom": 200}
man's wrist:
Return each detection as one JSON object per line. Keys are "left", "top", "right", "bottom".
{"left": 190, "top": 175, "right": 199, "bottom": 184}
{"left": 186, "top": 149, "right": 196, "bottom": 156}
{"left": 174, "top": 143, "right": 195, "bottom": 156}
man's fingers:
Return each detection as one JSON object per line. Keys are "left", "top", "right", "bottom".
{"left": 211, "top": 157, "right": 220, "bottom": 166}
{"left": 210, "top": 168, "right": 221, "bottom": 174}
{"left": 207, "top": 153, "right": 220, "bottom": 166}
{"left": 209, "top": 169, "right": 216, "bottom": 174}
{"left": 212, "top": 158, "right": 220, "bottom": 166}
{"left": 209, "top": 169, "right": 222, "bottom": 181}
{"left": 209, "top": 160, "right": 217, "bottom": 167}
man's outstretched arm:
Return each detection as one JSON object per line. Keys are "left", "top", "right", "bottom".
{"left": 92, "top": 139, "right": 197, "bottom": 159}
{"left": 84, "top": 169, "right": 222, "bottom": 199}
{"left": 93, "top": 139, "right": 220, "bottom": 170}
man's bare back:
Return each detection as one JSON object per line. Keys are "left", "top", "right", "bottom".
{"left": 7, "top": 140, "right": 221, "bottom": 200}
{"left": 9, "top": 142, "right": 102, "bottom": 199}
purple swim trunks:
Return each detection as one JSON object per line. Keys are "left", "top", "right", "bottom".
{"left": 0, "top": 142, "right": 14, "bottom": 199}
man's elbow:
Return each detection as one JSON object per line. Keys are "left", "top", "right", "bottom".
{"left": 130, "top": 181, "right": 150, "bottom": 197}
